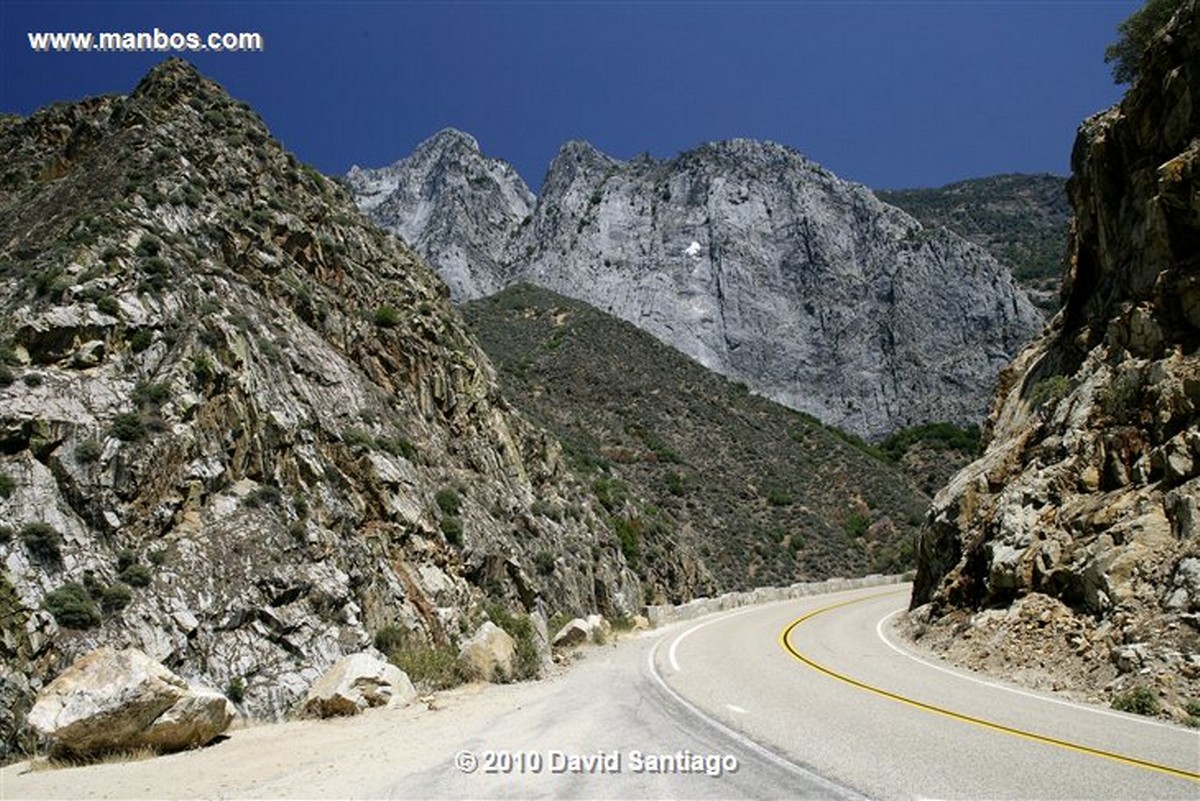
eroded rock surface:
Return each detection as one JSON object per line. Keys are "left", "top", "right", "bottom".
{"left": 0, "top": 60, "right": 650, "bottom": 758}
{"left": 911, "top": 2, "right": 1200, "bottom": 720}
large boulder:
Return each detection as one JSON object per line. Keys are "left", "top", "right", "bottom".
{"left": 551, "top": 618, "right": 590, "bottom": 648}
{"left": 457, "top": 622, "right": 516, "bottom": 682}
{"left": 27, "top": 647, "right": 234, "bottom": 757}
{"left": 301, "top": 652, "right": 416, "bottom": 718}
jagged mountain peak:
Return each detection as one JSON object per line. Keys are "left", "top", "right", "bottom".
{"left": 349, "top": 129, "right": 1042, "bottom": 439}
{"left": 345, "top": 129, "right": 535, "bottom": 300}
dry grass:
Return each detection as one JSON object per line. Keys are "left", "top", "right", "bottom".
{"left": 25, "top": 745, "right": 158, "bottom": 772}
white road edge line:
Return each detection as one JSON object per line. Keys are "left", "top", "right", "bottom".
{"left": 874, "top": 607, "right": 1187, "bottom": 732}
{"left": 648, "top": 617, "right": 868, "bottom": 801}
{"left": 667, "top": 604, "right": 764, "bottom": 672}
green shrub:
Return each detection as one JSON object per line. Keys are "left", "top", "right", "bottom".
{"left": 135, "top": 235, "right": 161, "bottom": 257}
{"left": 96, "top": 295, "right": 121, "bottom": 316}
{"left": 119, "top": 563, "right": 153, "bottom": 588}
{"left": 110, "top": 412, "right": 146, "bottom": 442}
{"left": 43, "top": 583, "right": 101, "bottom": 629}
{"left": 99, "top": 582, "right": 132, "bottom": 613}
{"left": 0, "top": 525, "right": 12, "bottom": 543}
{"left": 132, "top": 380, "right": 171, "bottom": 407}
{"left": 129, "top": 329, "right": 153, "bottom": 352}
{"left": 225, "top": 676, "right": 246, "bottom": 703}
{"left": 373, "top": 624, "right": 407, "bottom": 654}
{"left": 116, "top": 549, "right": 137, "bottom": 572}
{"left": 389, "top": 641, "right": 465, "bottom": 691}
{"left": 1029, "top": 375, "right": 1070, "bottom": 407}
{"left": 242, "top": 485, "right": 282, "bottom": 509}
{"left": 342, "top": 428, "right": 375, "bottom": 450}
{"left": 0, "top": 473, "right": 14, "bottom": 498}
{"left": 147, "top": 548, "right": 168, "bottom": 566}
{"left": 435, "top": 488, "right": 462, "bottom": 517}
{"left": 440, "top": 516, "right": 463, "bottom": 546}
{"left": 844, "top": 513, "right": 870, "bottom": 539}
{"left": 766, "top": 488, "right": 795, "bottom": 507}
{"left": 0, "top": 365, "right": 13, "bottom": 387}
{"left": 20, "top": 521, "right": 62, "bottom": 563}
{"left": 1111, "top": 685, "right": 1160, "bottom": 716}
{"left": 1185, "top": 700, "right": 1200, "bottom": 728}
{"left": 533, "top": 550, "right": 556, "bottom": 575}
{"left": 373, "top": 305, "right": 401, "bottom": 328}
{"left": 377, "top": 436, "right": 417, "bottom": 461}
{"left": 76, "top": 438, "right": 102, "bottom": 463}
{"left": 611, "top": 515, "right": 642, "bottom": 565}
{"left": 21, "top": 372, "right": 42, "bottom": 387}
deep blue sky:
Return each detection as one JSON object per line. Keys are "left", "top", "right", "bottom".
{"left": 3, "top": 2, "right": 1138, "bottom": 192}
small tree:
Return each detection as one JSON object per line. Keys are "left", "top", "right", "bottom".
{"left": 1104, "top": 0, "right": 1185, "bottom": 84}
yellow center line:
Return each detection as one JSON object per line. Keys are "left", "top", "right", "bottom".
{"left": 778, "top": 590, "right": 1200, "bottom": 784}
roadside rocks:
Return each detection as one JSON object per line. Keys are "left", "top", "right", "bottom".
{"left": 457, "top": 622, "right": 516, "bottom": 682}
{"left": 301, "top": 652, "right": 416, "bottom": 718}
{"left": 551, "top": 614, "right": 613, "bottom": 649}
{"left": 26, "top": 647, "right": 234, "bottom": 758}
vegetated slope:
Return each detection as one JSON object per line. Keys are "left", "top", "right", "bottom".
{"left": 877, "top": 174, "right": 1070, "bottom": 313}
{"left": 462, "top": 284, "right": 930, "bottom": 592}
{"left": 0, "top": 60, "right": 654, "bottom": 759}
{"left": 910, "top": 1, "right": 1200, "bottom": 722}
{"left": 352, "top": 135, "right": 1042, "bottom": 442}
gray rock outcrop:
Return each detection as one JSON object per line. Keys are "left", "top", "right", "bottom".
{"left": 352, "top": 134, "right": 1041, "bottom": 440}
{"left": 346, "top": 129, "right": 534, "bottom": 301}
{"left": 26, "top": 647, "right": 234, "bottom": 757}
{"left": 301, "top": 652, "right": 416, "bottom": 717}
{"left": 910, "top": 1, "right": 1200, "bottom": 721}
{"left": 0, "top": 59, "right": 649, "bottom": 757}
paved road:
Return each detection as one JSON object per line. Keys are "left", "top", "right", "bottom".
{"left": 4, "top": 584, "right": 1196, "bottom": 799}
{"left": 656, "top": 585, "right": 1200, "bottom": 800}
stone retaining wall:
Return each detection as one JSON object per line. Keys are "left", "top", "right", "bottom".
{"left": 644, "top": 573, "right": 909, "bottom": 627}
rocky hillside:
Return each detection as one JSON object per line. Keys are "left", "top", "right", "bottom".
{"left": 877, "top": 173, "right": 1070, "bottom": 311}
{"left": 462, "top": 284, "right": 930, "bottom": 591}
{"left": 351, "top": 136, "right": 1043, "bottom": 441}
{"left": 909, "top": 1, "right": 1200, "bottom": 722}
{"left": 0, "top": 60, "right": 651, "bottom": 758}
{"left": 345, "top": 130, "right": 534, "bottom": 301}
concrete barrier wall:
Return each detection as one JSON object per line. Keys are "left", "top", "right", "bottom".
{"left": 644, "top": 573, "right": 909, "bottom": 627}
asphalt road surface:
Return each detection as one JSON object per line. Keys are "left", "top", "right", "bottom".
{"left": 3, "top": 584, "right": 1197, "bottom": 799}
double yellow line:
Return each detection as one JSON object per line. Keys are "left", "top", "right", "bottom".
{"left": 778, "top": 592, "right": 1200, "bottom": 784}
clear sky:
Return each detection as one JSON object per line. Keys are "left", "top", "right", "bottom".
{"left": 3, "top": 1, "right": 1139, "bottom": 192}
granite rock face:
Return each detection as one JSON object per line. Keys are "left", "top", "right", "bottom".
{"left": 911, "top": 1, "right": 1200, "bottom": 720}
{"left": 353, "top": 134, "right": 1041, "bottom": 440}
{"left": 346, "top": 129, "right": 534, "bottom": 302}
{"left": 0, "top": 60, "right": 647, "bottom": 758}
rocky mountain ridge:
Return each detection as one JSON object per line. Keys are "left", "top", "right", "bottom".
{"left": 909, "top": 0, "right": 1200, "bottom": 721}
{"left": 877, "top": 173, "right": 1070, "bottom": 312}
{"left": 351, "top": 133, "right": 1043, "bottom": 440}
{"left": 0, "top": 60, "right": 650, "bottom": 758}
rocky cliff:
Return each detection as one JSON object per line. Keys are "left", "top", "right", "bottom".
{"left": 910, "top": 1, "right": 1200, "bottom": 721}
{"left": 345, "top": 129, "right": 534, "bottom": 301}
{"left": 0, "top": 60, "right": 645, "bottom": 758}
{"left": 353, "top": 135, "right": 1042, "bottom": 440}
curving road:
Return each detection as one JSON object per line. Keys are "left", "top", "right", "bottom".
{"left": 3, "top": 584, "right": 1197, "bottom": 799}
{"left": 654, "top": 584, "right": 1200, "bottom": 800}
